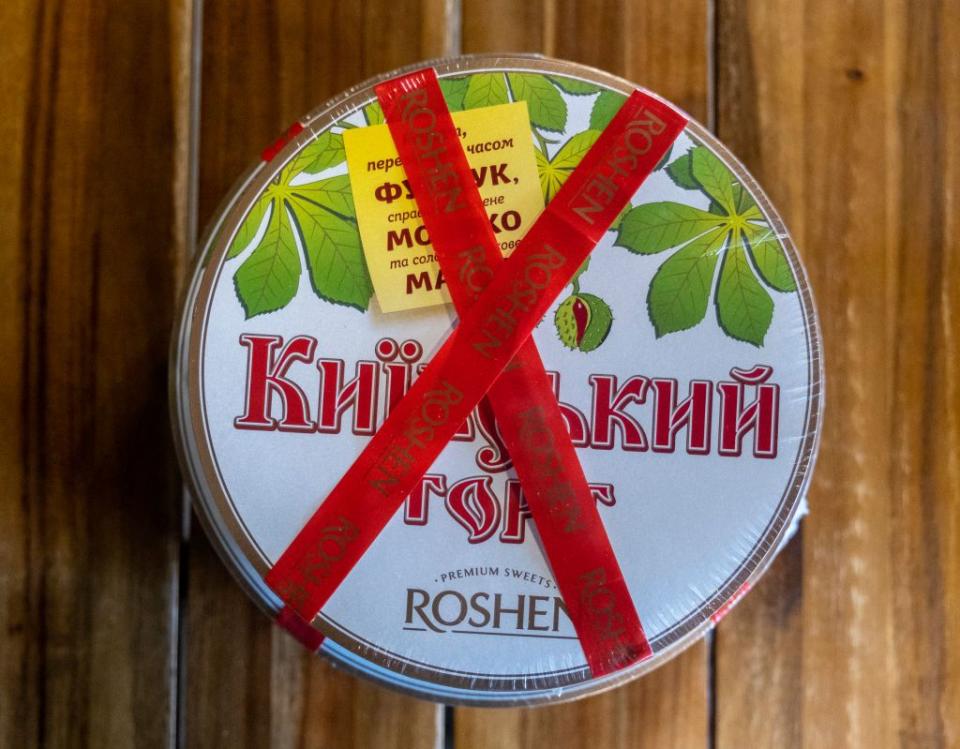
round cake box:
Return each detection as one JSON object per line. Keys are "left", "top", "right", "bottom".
{"left": 171, "top": 55, "right": 822, "bottom": 705}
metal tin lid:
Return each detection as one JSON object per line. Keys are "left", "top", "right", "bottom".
{"left": 171, "top": 55, "right": 822, "bottom": 705}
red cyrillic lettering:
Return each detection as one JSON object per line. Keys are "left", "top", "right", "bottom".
{"left": 316, "top": 358, "right": 378, "bottom": 435}
{"left": 717, "top": 366, "right": 779, "bottom": 458}
{"left": 589, "top": 374, "right": 649, "bottom": 450}
{"left": 651, "top": 378, "right": 712, "bottom": 454}
{"left": 234, "top": 334, "right": 316, "bottom": 431}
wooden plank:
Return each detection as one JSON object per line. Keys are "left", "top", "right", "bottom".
{"left": 0, "top": 4, "right": 40, "bottom": 746}
{"left": 0, "top": 0, "right": 190, "bottom": 746}
{"left": 714, "top": 539, "right": 803, "bottom": 746}
{"left": 457, "top": 2, "right": 709, "bottom": 745}
{"left": 463, "top": 0, "right": 709, "bottom": 122}
{"left": 183, "top": 2, "right": 448, "bottom": 746}
{"left": 197, "top": 0, "right": 451, "bottom": 227}
{"left": 715, "top": 0, "right": 960, "bottom": 746}
{"left": 455, "top": 646, "right": 707, "bottom": 749}
{"left": 712, "top": 4, "right": 806, "bottom": 744}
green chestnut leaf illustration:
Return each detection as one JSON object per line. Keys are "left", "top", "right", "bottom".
{"left": 438, "top": 76, "right": 470, "bottom": 111}
{"left": 363, "top": 101, "right": 385, "bottom": 126}
{"left": 618, "top": 143, "right": 797, "bottom": 346}
{"left": 464, "top": 72, "right": 509, "bottom": 109}
{"left": 228, "top": 152, "right": 372, "bottom": 318}
{"left": 507, "top": 72, "right": 568, "bottom": 132}
{"left": 590, "top": 90, "right": 627, "bottom": 131}
{"left": 534, "top": 130, "right": 600, "bottom": 203}
{"left": 227, "top": 73, "right": 788, "bottom": 334}
{"left": 548, "top": 75, "right": 602, "bottom": 96}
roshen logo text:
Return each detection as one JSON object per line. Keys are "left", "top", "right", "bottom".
{"left": 404, "top": 588, "right": 575, "bottom": 639}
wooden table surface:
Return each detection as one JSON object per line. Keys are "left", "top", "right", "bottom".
{"left": 2, "top": 0, "right": 958, "bottom": 746}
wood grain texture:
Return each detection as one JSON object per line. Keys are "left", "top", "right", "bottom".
{"left": 714, "top": 539, "right": 803, "bottom": 747}
{"left": 713, "top": 4, "right": 806, "bottom": 745}
{"left": 3, "top": 1, "right": 959, "bottom": 746}
{"left": 197, "top": 0, "right": 450, "bottom": 228}
{"left": 183, "top": 2, "right": 448, "bottom": 747}
{"left": 455, "top": 646, "right": 707, "bottom": 749}
{"left": 0, "top": 0, "right": 189, "bottom": 746}
{"left": 457, "top": 2, "right": 709, "bottom": 746}
{"left": 715, "top": 0, "right": 960, "bottom": 746}
{"left": 184, "top": 539, "right": 439, "bottom": 749}
{"left": 463, "top": 0, "right": 708, "bottom": 123}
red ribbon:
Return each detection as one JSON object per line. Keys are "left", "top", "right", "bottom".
{"left": 266, "top": 70, "right": 686, "bottom": 675}
{"left": 261, "top": 122, "right": 305, "bottom": 163}
{"left": 375, "top": 69, "right": 654, "bottom": 673}
{"left": 276, "top": 604, "right": 325, "bottom": 651}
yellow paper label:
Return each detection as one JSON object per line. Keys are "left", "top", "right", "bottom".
{"left": 343, "top": 102, "right": 545, "bottom": 312}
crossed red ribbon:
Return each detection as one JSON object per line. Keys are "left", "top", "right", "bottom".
{"left": 265, "top": 68, "right": 686, "bottom": 676}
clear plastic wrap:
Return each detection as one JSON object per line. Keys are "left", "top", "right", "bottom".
{"left": 170, "top": 55, "right": 823, "bottom": 705}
